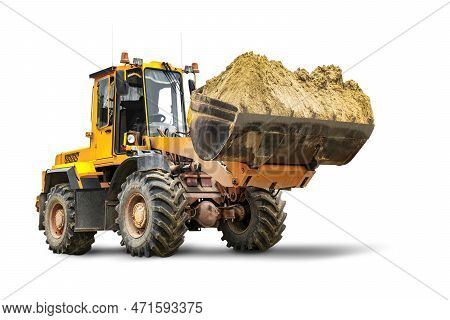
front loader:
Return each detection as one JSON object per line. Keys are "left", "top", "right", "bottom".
{"left": 36, "top": 52, "right": 374, "bottom": 257}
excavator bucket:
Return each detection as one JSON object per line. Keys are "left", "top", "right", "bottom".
{"left": 189, "top": 90, "right": 374, "bottom": 168}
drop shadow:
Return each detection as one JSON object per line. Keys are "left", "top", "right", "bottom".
{"left": 85, "top": 246, "right": 126, "bottom": 257}
{"left": 176, "top": 243, "right": 372, "bottom": 259}
{"left": 86, "top": 243, "right": 374, "bottom": 260}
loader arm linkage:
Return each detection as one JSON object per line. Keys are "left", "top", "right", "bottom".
{"left": 149, "top": 136, "right": 315, "bottom": 189}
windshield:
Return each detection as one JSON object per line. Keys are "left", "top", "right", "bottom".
{"left": 144, "top": 68, "right": 186, "bottom": 135}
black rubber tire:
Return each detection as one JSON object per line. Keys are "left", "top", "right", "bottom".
{"left": 218, "top": 188, "right": 286, "bottom": 251}
{"left": 116, "top": 170, "right": 188, "bottom": 257}
{"left": 44, "top": 184, "right": 96, "bottom": 255}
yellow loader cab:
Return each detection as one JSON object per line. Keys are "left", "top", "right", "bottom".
{"left": 36, "top": 52, "right": 373, "bottom": 257}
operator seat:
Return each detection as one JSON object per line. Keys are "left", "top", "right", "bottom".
{"left": 121, "top": 96, "right": 146, "bottom": 135}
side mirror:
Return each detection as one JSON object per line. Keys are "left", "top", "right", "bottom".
{"left": 116, "top": 71, "right": 129, "bottom": 95}
{"left": 188, "top": 79, "right": 196, "bottom": 95}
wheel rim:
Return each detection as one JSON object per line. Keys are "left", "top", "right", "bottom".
{"left": 226, "top": 201, "right": 251, "bottom": 234}
{"left": 50, "top": 203, "right": 65, "bottom": 239}
{"left": 125, "top": 193, "right": 148, "bottom": 238}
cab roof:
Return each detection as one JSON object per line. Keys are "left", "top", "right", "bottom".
{"left": 89, "top": 61, "right": 182, "bottom": 79}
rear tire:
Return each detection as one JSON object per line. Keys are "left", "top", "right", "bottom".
{"left": 44, "top": 184, "right": 96, "bottom": 255}
{"left": 117, "top": 170, "right": 188, "bottom": 257}
{"left": 218, "top": 188, "right": 286, "bottom": 251}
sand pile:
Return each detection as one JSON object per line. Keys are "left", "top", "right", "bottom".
{"left": 201, "top": 52, "right": 374, "bottom": 124}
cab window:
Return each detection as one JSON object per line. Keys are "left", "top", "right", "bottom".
{"left": 97, "top": 76, "right": 114, "bottom": 128}
{"left": 144, "top": 69, "right": 185, "bottom": 135}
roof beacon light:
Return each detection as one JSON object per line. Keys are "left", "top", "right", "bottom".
{"left": 120, "top": 52, "right": 130, "bottom": 64}
{"left": 192, "top": 62, "right": 199, "bottom": 73}
{"left": 184, "top": 63, "right": 200, "bottom": 74}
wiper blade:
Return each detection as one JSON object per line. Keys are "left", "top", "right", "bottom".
{"left": 162, "top": 62, "right": 181, "bottom": 93}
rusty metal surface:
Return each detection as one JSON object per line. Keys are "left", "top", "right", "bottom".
{"left": 150, "top": 136, "right": 315, "bottom": 189}
{"left": 193, "top": 201, "right": 247, "bottom": 228}
{"left": 50, "top": 203, "right": 65, "bottom": 239}
{"left": 180, "top": 173, "right": 213, "bottom": 188}
{"left": 193, "top": 201, "right": 220, "bottom": 227}
{"left": 125, "top": 193, "right": 147, "bottom": 238}
{"left": 221, "top": 205, "right": 245, "bottom": 221}
{"left": 149, "top": 137, "right": 234, "bottom": 187}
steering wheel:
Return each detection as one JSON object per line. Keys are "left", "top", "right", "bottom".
{"left": 151, "top": 114, "right": 166, "bottom": 122}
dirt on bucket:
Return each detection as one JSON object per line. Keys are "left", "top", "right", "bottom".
{"left": 201, "top": 52, "right": 374, "bottom": 124}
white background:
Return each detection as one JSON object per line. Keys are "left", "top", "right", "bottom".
{"left": 0, "top": 0, "right": 449, "bottom": 318}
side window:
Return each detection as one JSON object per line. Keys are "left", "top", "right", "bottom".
{"left": 97, "top": 78, "right": 109, "bottom": 128}
{"left": 109, "top": 77, "right": 115, "bottom": 125}
{"left": 97, "top": 76, "right": 114, "bottom": 128}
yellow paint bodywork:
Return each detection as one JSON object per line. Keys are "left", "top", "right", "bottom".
{"left": 52, "top": 161, "right": 96, "bottom": 173}
{"left": 42, "top": 162, "right": 100, "bottom": 191}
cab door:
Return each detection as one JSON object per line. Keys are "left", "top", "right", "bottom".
{"left": 93, "top": 75, "right": 115, "bottom": 159}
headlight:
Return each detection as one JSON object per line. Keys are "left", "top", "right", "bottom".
{"left": 127, "top": 134, "right": 136, "bottom": 144}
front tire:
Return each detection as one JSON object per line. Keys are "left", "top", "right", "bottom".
{"left": 218, "top": 188, "right": 286, "bottom": 251}
{"left": 117, "top": 170, "right": 188, "bottom": 257}
{"left": 44, "top": 184, "right": 96, "bottom": 255}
